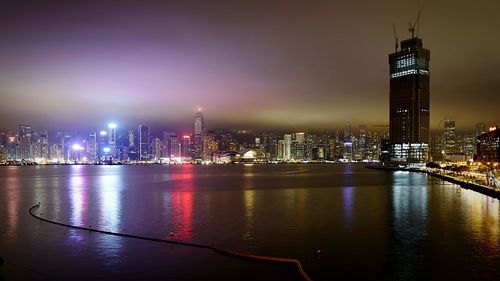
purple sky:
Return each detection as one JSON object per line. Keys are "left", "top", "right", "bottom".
{"left": 0, "top": 0, "right": 499, "bottom": 132}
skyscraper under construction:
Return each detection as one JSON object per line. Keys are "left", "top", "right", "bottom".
{"left": 389, "top": 29, "right": 430, "bottom": 163}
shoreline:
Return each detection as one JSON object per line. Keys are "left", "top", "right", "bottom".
{"left": 366, "top": 164, "right": 500, "bottom": 200}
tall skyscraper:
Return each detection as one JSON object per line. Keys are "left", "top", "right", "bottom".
{"left": 443, "top": 119, "right": 457, "bottom": 157}
{"left": 169, "top": 135, "right": 180, "bottom": 159}
{"left": 181, "top": 135, "right": 192, "bottom": 160}
{"left": 108, "top": 123, "right": 117, "bottom": 157}
{"left": 18, "top": 124, "right": 33, "bottom": 160}
{"left": 194, "top": 109, "right": 205, "bottom": 160}
{"left": 88, "top": 132, "right": 97, "bottom": 162}
{"left": 389, "top": 33, "right": 430, "bottom": 163}
{"left": 138, "top": 125, "right": 150, "bottom": 161}
{"left": 344, "top": 122, "right": 352, "bottom": 142}
{"left": 283, "top": 134, "right": 292, "bottom": 161}
{"left": 128, "top": 130, "right": 135, "bottom": 148}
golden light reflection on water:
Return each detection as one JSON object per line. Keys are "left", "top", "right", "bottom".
{"left": 242, "top": 189, "right": 255, "bottom": 241}
{"left": 462, "top": 190, "right": 500, "bottom": 253}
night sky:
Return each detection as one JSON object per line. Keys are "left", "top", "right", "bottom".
{"left": 1, "top": 0, "right": 499, "bottom": 132}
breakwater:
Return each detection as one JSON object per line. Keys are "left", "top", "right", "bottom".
{"left": 28, "top": 204, "right": 312, "bottom": 281}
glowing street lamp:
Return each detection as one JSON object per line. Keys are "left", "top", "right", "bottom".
{"left": 100, "top": 131, "right": 107, "bottom": 136}
{"left": 103, "top": 147, "right": 111, "bottom": 153}
{"left": 108, "top": 123, "right": 117, "bottom": 129}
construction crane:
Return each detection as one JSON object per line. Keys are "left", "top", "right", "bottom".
{"left": 393, "top": 23, "right": 399, "bottom": 52}
{"left": 408, "top": 10, "right": 421, "bottom": 38}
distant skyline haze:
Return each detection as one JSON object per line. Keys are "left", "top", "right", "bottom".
{"left": 1, "top": 0, "right": 499, "bottom": 131}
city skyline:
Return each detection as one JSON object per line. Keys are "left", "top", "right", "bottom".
{"left": 1, "top": 0, "right": 499, "bottom": 131}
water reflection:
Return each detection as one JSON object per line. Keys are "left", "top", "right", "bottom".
{"left": 169, "top": 165, "right": 194, "bottom": 240}
{"left": 242, "top": 187, "right": 255, "bottom": 241}
{"left": 4, "top": 168, "right": 20, "bottom": 239}
{"left": 462, "top": 190, "right": 500, "bottom": 258}
{"left": 70, "top": 175, "right": 87, "bottom": 226}
{"left": 342, "top": 187, "right": 354, "bottom": 230}
{"left": 98, "top": 174, "right": 122, "bottom": 232}
{"left": 390, "top": 172, "right": 429, "bottom": 280}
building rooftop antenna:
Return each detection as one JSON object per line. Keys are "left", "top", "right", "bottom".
{"left": 393, "top": 23, "right": 399, "bottom": 52}
{"left": 408, "top": 9, "right": 421, "bottom": 38}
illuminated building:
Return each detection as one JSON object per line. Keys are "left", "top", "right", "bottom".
{"left": 358, "top": 125, "right": 367, "bottom": 159}
{"left": 181, "top": 135, "right": 192, "bottom": 160}
{"left": 194, "top": 109, "right": 205, "bottom": 160}
{"left": 293, "top": 132, "right": 306, "bottom": 161}
{"left": 19, "top": 124, "right": 33, "bottom": 160}
{"left": 277, "top": 139, "right": 284, "bottom": 160}
{"left": 476, "top": 126, "right": 499, "bottom": 163}
{"left": 389, "top": 34, "right": 430, "bottom": 163}
{"left": 443, "top": 119, "right": 456, "bottom": 157}
{"left": 7, "top": 134, "right": 18, "bottom": 160}
{"left": 98, "top": 130, "right": 108, "bottom": 161}
{"left": 32, "top": 130, "right": 49, "bottom": 161}
{"left": 169, "top": 135, "right": 180, "bottom": 159}
{"left": 128, "top": 130, "right": 135, "bottom": 148}
{"left": 138, "top": 125, "right": 150, "bottom": 161}
{"left": 151, "top": 137, "right": 163, "bottom": 160}
{"left": 88, "top": 132, "right": 97, "bottom": 162}
{"left": 203, "top": 132, "right": 218, "bottom": 161}
{"left": 430, "top": 135, "right": 444, "bottom": 162}
{"left": 344, "top": 122, "right": 352, "bottom": 142}
{"left": 108, "top": 123, "right": 117, "bottom": 158}
{"left": 283, "top": 134, "right": 292, "bottom": 161}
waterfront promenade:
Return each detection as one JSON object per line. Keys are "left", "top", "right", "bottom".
{"left": 368, "top": 164, "right": 500, "bottom": 199}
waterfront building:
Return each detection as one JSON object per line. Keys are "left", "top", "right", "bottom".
{"left": 169, "top": 135, "right": 180, "bottom": 159}
{"left": 88, "top": 132, "right": 97, "bottom": 163}
{"left": 443, "top": 119, "right": 457, "bottom": 157}
{"left": 138, "top": 125, "right": 150, "bottom": 161}
{"left": 462, "top": 134, "right": 475, "bottom": 161}
{"left": 358, "top": 125, "right": 367, "bottom": 160}
{"left": 388, "top": 33, "right": 430, "bottom": 163}
{"left": 108, "top": 123, "right": 117, "bottom": 158}
{"left": 294, "top": 132, "right": 306, "bottom": 161}
{"left": 430, "top": 135, "right": 444, "bottom": 162}
{"left": 194, "top": 109, "right": 205, "bottom": 160}
{"left": 97, "top": 130, "right": 108, "bottom": 161}
{"left": 151, "top": 137, "right": 163, "bottom": 161}
{"left": 19, "top": 124, "right": 33, "bottom": 160}
{"left": 283, "top": 134, "right": 292, "bottom": 161}
{"left": 181, "top": 135, "right": 192, "bottom": 161}
{"left": 203, "top": 132, "right": 218, "bottom": 161}
{"left": 162, "top": 130, "right": 176, "bottom": 158}
{"left": 277, "top": 139, "right": 285, "bottom": 160}
{"left": 476, "top": 126, "right": 499, "bottom": 163}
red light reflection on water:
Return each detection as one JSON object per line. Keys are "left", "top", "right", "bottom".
{"left": 169, "top": 165, "right": 194, "bottom": 240}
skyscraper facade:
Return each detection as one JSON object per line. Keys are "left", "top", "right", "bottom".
{"left": 88, "top": 132, "right": 97, "bottom": 162}
{"left": 194, "top": 109, "right": 205, "bottom": 160}
{"left": 443, "top": 119, "right": 457, "bottom": 157}
{"left": 19, "top": 124, "right": 33, "bottom": 160}
{"left": 138, "top": 125, "right": 150, "bottom": 161}
{"left": 389, "top": 35, "right": 430, "bottom": 162}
